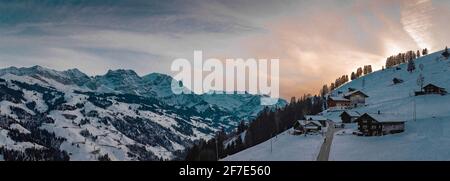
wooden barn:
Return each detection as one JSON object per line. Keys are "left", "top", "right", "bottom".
{"left": 340, "top": 111, "right": 360, "bottom": 123}
{"left": 343, "top": 90, "right": 369, "bottom": 107}
{"left": 293, "top": 120, "right": 322, "bottom": 135}
{"left": 355, "top": 112, "right": 405, "bottom": 136}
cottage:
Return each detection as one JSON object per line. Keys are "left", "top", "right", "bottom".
{"left": 327, "top": 96, "right": 351, "bottom": 109}
{"left": 293, "top": 120, "right": 322, "bottom": 135}
{"left": 304, "top": 115, "right": 328, "bottom": 127}
{"left": 355, "top": 113, "right": 405, "bottom": 136}
{"left": 340, "top": 111, "right": 360, "bottom": 123}
{"left": 424, "top": 84, "right": 447, "bottom": 95}
{"left": 392, "top": 78, "right": 404, "bottom": 84}
{"left": 343, "top": 90, "right": 369, "bottom": 107}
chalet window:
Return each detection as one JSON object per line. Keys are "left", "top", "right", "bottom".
{"left": 371, "top": 125, "right": 377, "bottom": 129}
{"left": 363, "top": 125, "right": 368, "bottom": 129}
{"left": 362, "top": 120, "right": 367, "bottom": 123}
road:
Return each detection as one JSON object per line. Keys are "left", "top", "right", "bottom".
{"left": 316, "top": 121, "right": 341, "bottom": 161}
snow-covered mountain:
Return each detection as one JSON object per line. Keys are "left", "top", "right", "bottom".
{"left": 225, "top": 49, "right": 450, "bottom": 161}
{"left": 0, "top": 66, "right": 286, "bottom": 161}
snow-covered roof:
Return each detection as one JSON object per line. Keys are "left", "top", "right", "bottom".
{"left": 363, "top": 113, "right": 406, "bottom": 123}
{"left": 305, "top": 115, "right": 328, "bottom": 121}
{"left": 424, "top": 83, "right": 446, "bottom": 89}
{"left": 297, "top": 120, "right": 322, "bottom": 127}
{"left": 343, "top": 90, "right": 369, "bottom": 98}
{"left": 328, "top": 96, "right": 350, "bottom": 102}
{"left": 340, "top": 111, "right": 360, "bottom": 117}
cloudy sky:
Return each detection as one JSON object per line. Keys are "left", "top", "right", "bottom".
{"left": 1, "top": 0, "right": 449, "bottom": 98}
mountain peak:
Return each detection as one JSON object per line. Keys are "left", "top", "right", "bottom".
{"left": 105, "top": 69, "right": 140, "bottom": 78}
{"left": 142, "top": 73, "right": 175, "bottom": 87}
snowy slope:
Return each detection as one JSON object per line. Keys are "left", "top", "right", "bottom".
{"left": 326, "top": 50, "right": 450, "bottom": 160}
{"left": 0, "top": 66, "right": 286, "bottom": 161}
{"left": 331, "top": 116, "right": 450, "bottom": 161}
{"left": 0, "top": 74, "right": 219, "bottom": 160}
{"left": 223, "top": 129, "right": 324, "bottom": 161}
{"left": 224, "top": 50, "right": 450, "bottom": 161}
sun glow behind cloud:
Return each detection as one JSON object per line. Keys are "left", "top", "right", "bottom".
{"left": 1, "top": 0, "right": 450, "bottom": 99}
{"left": 401, "top": 0, "right": 434, "bottom": 50}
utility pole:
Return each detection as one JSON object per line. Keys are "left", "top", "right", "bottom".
{"left": 414, "top": 95, "right": 417, "bottom": 122}
{"left": 215, "top": 137, "right": 219, "bottom": 161}
{"left": 270, "top": 133, "right": 273, "bottom": 154}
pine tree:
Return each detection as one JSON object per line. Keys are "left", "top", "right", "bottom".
{"left": 407, "top": 59, "right": 416, "bottom": 73}
{"left": 356, "top": 67, "right": 363, "bottom": 77}
{"left": 320, "top": 85, "right": 329, "bottom": 97}
{"left": 442, "top": 46, "right": 450, "bottom": 59}
{"left": 422, "top": 48, "right": 428, "bottom": 56}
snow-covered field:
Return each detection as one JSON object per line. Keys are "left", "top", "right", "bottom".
{"left": 226, "top": 50, "right": 450, "bottom": 161}
{"left": 331, "top": 116, "right": 450, "bottom": 160}
{"left": 327, "top": 50, "right": 450, "bottom": 160}
{"left": 223, "top": 130, "right": 324, "bottom": 161}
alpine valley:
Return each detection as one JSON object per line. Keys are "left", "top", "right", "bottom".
{"left": 0, "top": 66, "right": 286, "bottom": 161}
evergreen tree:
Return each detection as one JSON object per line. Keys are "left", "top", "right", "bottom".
{"left": 442, "top": 46, "right": 449, "bottom": 59}
{"left": 422, "top": 48, "right": 428, "bottom": 56}
{"left": 356, "top": 67, "right": 363, "bottom": 77}
{"left": 407, "top": 59, "right": 416, "bottom": 73}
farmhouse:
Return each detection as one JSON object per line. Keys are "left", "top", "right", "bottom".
{"left": 293, "top": 120, "right": 322, "bottom": 135}
{"left": 355, "top": 112, "right": 405, "bottom": 136}
{"left": 424, "top": 84, "right": 447, "bottom": 95}
{"left": 305, "top": 115, "right": 328, "bottom": 127}
{"left": 327, "top": 96, "right": 351, "bottom": 109}
{"left": 415, "top": 83, "right": 447, "bottom": 96}
{"left": 343, "top": 90, "right": 369, "bottom": 107}
{"left": 340, "top": 111, "right": 360, "bottom": 123}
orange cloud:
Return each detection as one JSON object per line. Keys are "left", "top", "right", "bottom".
{"left": 236, "top": 1, "right": 425, "bottom": 99}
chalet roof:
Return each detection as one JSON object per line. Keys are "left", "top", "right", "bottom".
{"left": 297, "top": 120, "right": 322, "bottom": 127}
{"left": 358, "top": 113, "right": 405, "bottom": 123}
{"left": 423, "top": 83, "right": 446, "bottom": 89}
{"left": 343, "top": 90, "right": 369, "bottom": 98}
{"left": 340, "top": 110, "right": 361, "bottom": 117}
{"left": 305, "top": 115, "right": 328, "bottom": 121}
{"left": 328, "top": 96, "right": 350, "bottom": 102}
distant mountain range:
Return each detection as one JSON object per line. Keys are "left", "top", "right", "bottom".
{"left": 0, "top": 66, "right": 286, "bottom": 161}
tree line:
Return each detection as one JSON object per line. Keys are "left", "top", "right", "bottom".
{"left": 319, "top": 64, "right": 373, "bottom": 96}
{"left": 185, "top": 95, "right": 324, "bottom": 161}
{"left": 385, "top": 48, "right": 428, "bottom": 68}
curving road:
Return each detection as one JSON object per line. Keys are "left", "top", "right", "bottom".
{"left": 317, "top": 121, "right": 341, "bottom": 161}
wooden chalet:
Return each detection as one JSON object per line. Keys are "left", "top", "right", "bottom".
{"left": 343, "top": 90, "right": 369, "bottom": 107}
{"left": 305, "top": 115, "right": 328, "bottom": 127}
{"left": 340, "top": 111, "right": 360, "bottom": 123}
{"left": 424, "top": 84, "right": 447, "bottom": 95}
{"left": 327, "top": 96, "right": 351, "bottom": 109}
{"left": 355, "top": 112, "right": 405, "bottom": 136}
{"left": 293, "top": 120, "right": 322, "bottom": 135}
